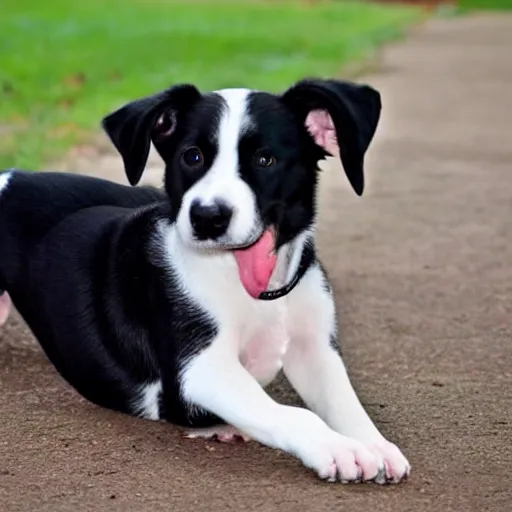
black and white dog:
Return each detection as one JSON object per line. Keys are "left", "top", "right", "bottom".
{"left": 0, "top": 78, "right": 410, "bottom": 484}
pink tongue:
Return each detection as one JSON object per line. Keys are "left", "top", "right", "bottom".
{"left": 233, "top": 230, "right": 277, "bottom": 298}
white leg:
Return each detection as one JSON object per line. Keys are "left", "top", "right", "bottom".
{"left": 284, "top": 267, "right": 411, "bottom": 483}
{"left": 180, "top": 342, "right": 384, "bottom": 483}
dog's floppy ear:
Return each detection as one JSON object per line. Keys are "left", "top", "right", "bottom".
{"left": 102, "top": 84, "right": 201, "bottom": 186}
{"left": 281, "top": 78, "right": 381, "bottom": 196}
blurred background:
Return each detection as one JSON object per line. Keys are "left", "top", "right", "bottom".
{"left": 2, "top": 0, "right": 504, "bottom": 172}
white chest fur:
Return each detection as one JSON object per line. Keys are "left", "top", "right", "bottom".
{"left": 238, "top": 306, "right": 290, "bottom": 386}
{"left": 163, "top": 225, "right": 309, "bottom": 386}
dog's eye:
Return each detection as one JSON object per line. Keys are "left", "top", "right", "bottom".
{"left": 154, "top": 111, "right": 177, "bottom": 137}
{"left": 254, "top": 152, "right": 276, "bottom": 168}
{"left": 182, "top": 147, "right": 204, "bottom": 170}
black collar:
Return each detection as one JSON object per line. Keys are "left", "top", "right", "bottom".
{"left": 258, "top": 242, "right": 315, "bottom": 301}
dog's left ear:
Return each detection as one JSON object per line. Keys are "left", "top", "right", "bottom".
{"left": 102, "top": 84, "right": 201, "bottom": 186}
{"left": 281, "top": 78, "right": 381, "bottom": 196}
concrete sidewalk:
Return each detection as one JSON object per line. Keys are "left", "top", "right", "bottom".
{"left": 1, "top": 13, "right": 512, "bottom": 512}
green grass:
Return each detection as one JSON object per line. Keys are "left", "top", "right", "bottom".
{"left": 0, "top": 0, "right": 421, "bottom": 169}
{"left": 459, "top": 0, "right": 512, "bottom": 9}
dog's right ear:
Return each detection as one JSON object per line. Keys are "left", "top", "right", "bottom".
{"left": 102, "top": 84, "right": 201, "bottom": 186}
{"left": 281, "top": 79, "right": 381, "bottom": 196}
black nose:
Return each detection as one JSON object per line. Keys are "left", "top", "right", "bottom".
{"left": 189, "top": 200, "right": 233, "bottom": 240}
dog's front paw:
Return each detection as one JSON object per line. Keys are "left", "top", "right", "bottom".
{"left": 365, "top": 439, "right": 411, "bottom": 484}
{"left": 296, "top": 431, "right": 384, "bottom": 483}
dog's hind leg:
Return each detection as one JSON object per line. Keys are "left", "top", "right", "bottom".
{"left": 0, "top": 291, "right": 11, "bottom": 327}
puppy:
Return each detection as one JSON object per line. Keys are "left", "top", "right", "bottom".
{"left": 0, "top": 78, "right": 410, "bottom": 484}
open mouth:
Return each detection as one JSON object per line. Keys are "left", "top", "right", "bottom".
{"left": 232, "top": 227, "right": 278, "bottom": 299}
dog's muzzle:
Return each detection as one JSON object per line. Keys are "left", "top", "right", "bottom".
{"left": 189, "top": 199, "right": 233, "bottom": 241}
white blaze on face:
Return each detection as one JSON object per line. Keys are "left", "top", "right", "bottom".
{"left": 176, "top": 89, "right": 262, "bottom": 248}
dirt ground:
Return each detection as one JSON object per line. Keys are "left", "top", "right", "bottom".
{"left": 1, "top": 13, "right": 512, "bottom": 512}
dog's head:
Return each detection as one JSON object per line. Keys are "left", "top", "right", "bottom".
{"left": 103, "top": 79, "right": 381, "bottom": 297}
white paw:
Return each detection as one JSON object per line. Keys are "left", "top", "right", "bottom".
{"left": 365, "top": 438, "right": 411, "bottom": 484}
{"left": 295, "top": 430, "right": 383, "bottom": 483}
{"left": 184, "top": 424, "right": 251, "bottom": 443}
